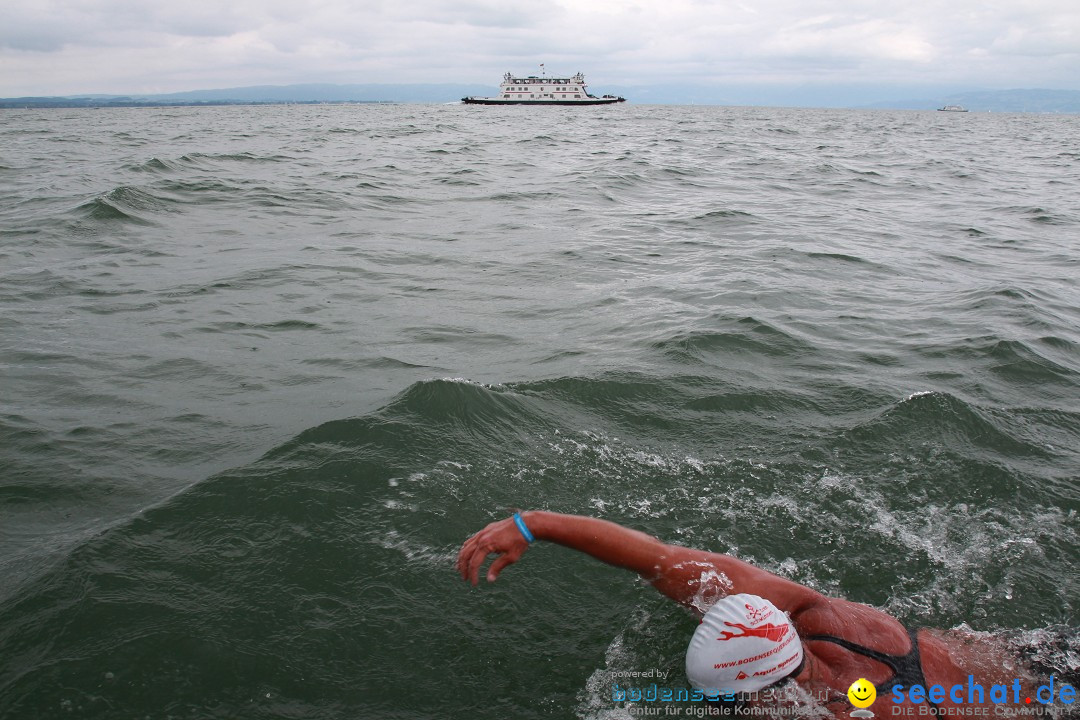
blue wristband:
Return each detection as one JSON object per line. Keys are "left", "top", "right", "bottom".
{"left": 512, "top": 512, "right": 535, "bottom": 543}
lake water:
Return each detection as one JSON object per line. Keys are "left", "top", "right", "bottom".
{"left": 1, "top": 103, "right": 1078, "bottom": 719}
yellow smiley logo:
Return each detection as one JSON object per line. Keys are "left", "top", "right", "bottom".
{"left": 847, "top": 678, "right": 877, "bottom": 709}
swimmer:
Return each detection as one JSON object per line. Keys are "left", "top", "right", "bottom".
{"left": 456, "top": 511, "right": 1067, "bottom": 718}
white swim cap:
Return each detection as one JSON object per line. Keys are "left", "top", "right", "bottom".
{"left": 685, "top": 593, "right": 804, "bottom": 695}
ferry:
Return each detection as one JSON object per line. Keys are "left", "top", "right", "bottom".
{"left": 462, "top": 71, "right": 626, "bottom": 106}
{"left": 938, "top": 105, "right": 969, "bottom": 112}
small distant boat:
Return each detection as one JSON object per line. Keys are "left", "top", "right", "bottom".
{"left": 462, "top": 71, "right": 626, "bottom": 106}
{"left": 938, "top": 105, "right": 968, "bottom": 112}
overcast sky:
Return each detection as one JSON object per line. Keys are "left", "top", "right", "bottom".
{"left": 1, "top": 0, "right": 1078, "bottom": 97}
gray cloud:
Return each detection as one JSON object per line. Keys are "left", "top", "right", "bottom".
{"left": 0, "top": 0, "right": 1077, "bottom": 96}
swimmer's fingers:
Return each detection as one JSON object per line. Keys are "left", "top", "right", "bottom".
{"left": 456, "top": 531, "right": 486, "bottom": 584}
{"left": 455, "top": 532, "right": 475, "bottom": 577}
{"left": 486, "top": 547, "right": 524, "bottom": 583}
{"left": 457, "top": 518, "right": 528, "bottom": 585}
{"left": 457, "top": 527, "right": 500, "bottom": 585}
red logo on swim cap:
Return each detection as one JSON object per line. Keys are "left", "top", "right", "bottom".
{"left": 716, "top": 621, "right": 790, "bottom": 642}
{"left": 736, "top": 671, "right": 749, "bottom": 680}
{"left": 744, "top": 603, "right": 774, "bottom": 624}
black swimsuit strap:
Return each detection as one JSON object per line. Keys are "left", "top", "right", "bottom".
{"left": 805, "top": 627, "right": 941, "bottom": 717}
{"left": 804, "top": 631, "right": 909, "bottom": 672}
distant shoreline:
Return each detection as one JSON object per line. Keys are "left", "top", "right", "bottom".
{"left": 3, "top": 84, "right": 1079, "bottom": 112}
{"left": 0, "top": 99, "right": 398, "bottom": 109}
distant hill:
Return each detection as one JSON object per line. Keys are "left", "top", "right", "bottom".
{"left": 149, "top": 83, "right": 491, "bottom": 103}
{"left": 2, "top": 84, "right": 1079, "bottom": 112}
{"left": 0, "top": 83, "right": 492, "bottom": 108}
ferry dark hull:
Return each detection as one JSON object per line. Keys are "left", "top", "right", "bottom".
{"left": 461, "top": 97, "right": 626, "bottom": 106}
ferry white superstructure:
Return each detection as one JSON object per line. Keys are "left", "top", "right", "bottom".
{"left": 462, "top": 72, "right": 626, "bottom": 106}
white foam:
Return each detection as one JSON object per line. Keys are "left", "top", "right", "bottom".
{"left": 904, "top": 390, "right": 936, "bottom": 401}
{"left": 370, "top": 528, "right": 455, "bottom": 567}
{"left": 576, "top": 610, "right": 654, "bottom": 720}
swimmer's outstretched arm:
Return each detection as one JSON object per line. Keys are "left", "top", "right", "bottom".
{"left": 456, "top": 511, "right": 820, "bottom": 616}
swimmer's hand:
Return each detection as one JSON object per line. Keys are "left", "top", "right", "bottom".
{"left": 457, "top": 515, "right": 530, "bottom": 585}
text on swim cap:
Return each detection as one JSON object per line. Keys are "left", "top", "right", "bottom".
{"left": 713, "top": 631, "right": 797, "bottom": 669}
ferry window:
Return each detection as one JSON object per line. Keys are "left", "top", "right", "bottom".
{"left": 575, "top": 95, "right": 581, "bottom": 98}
